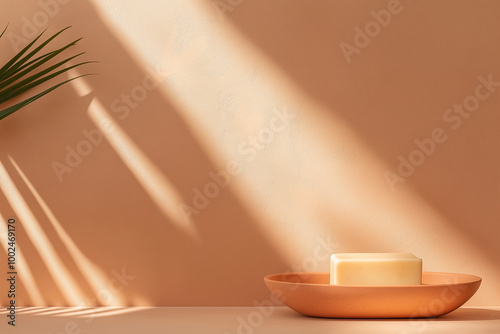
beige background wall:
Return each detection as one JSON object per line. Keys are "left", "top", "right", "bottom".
{"left": 0, "top": 0, "right": 499, "bottom": 306}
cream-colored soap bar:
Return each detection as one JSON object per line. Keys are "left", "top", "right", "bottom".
{"left": 330, "top": 253, "right": 422, "bottom": 286}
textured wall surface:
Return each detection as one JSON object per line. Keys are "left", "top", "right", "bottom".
{"left": 0, "top": 0, "right": 499, "bottom": 306}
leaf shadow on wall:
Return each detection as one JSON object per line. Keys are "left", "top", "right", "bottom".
{"left": 0, "top": 0, "right": 288, "bottom": 306}
{"left": 220, "top": 0, "right": 500, "bottom": 271}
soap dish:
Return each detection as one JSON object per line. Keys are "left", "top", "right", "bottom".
{"left": 264, "top": 272, "right": 481, "bottom": 318}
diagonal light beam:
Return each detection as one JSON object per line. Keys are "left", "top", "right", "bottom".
{"left": 9, "top": 157, "right": 122, "bottom": 305}
{"left": 86, "top": 96, "right": 199, "bottom": 239}
{"left": 0, "top": 159, "right": 86, "bottom": 305}
{"left": 0, "top": 211, "right": 45, "bottom": 305}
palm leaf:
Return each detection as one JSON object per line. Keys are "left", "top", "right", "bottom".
{"left": 0, "top": 75, "right": 91, "bottom": 121}
{"left": 0, "top": 25, "right": 93, "bottom": 121}
{"left": 0, "top": 26, "right": 71, "bottom": 82}
{"left": 0, "top": 60, "right": 95, "bottom": 105}
{"left": 0, "top": 25, "right": 7, "bottom": 38}
{"left": 0, "top": 46, "right": 83, "bottom": 91}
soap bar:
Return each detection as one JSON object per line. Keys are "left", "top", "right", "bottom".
{"left": 330, "top": 253, "right": 422, "bottom": 286}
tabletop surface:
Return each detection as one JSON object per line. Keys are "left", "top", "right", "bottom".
{"left": 1, "top": 306, "right": 500, "bottom": 333}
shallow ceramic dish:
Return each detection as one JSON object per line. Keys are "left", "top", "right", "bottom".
{"left": 264, "top": 272, "right": 481, "bottom": 318}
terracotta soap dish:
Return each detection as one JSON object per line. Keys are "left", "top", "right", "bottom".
{"left": 264, "top": 272, "right": 481, "bottom": 318}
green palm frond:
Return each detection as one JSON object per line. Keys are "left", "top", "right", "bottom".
{"left": 0, "top": 25, "right": 7, "bottom": 39}
{"left": 0, "top": 25, "right": 95, "bottom": 121}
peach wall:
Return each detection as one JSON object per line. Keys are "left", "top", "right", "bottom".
{"left": 0, "top": 0, "right": 499, "bottom": 306}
